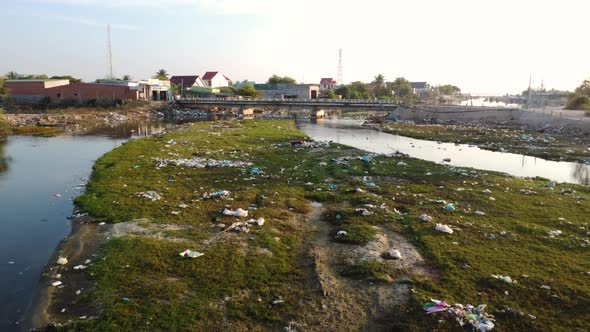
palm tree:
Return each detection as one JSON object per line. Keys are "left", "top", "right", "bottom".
{"left": 5, "top": 71, "right": 18, "bottom": 79}
{"left": 153, "top": 69, "right": 168, "bottom": 80}
{"left": 121, "top": 74, "right": 132, "bottom": 81}
{"left": 372, "top": 74, "right": 386, "bottom": 98}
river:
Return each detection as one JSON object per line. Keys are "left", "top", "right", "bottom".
{"left": 0, "top": 117, "right": 588, "bottom": 330}
{"left": 297, "top": 118, "right": 589, "bottom": 185}
{"left": 0, "top": 122, "right": 167, "bottom": 331}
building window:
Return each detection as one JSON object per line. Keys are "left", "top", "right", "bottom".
{"left": 57, "top": 93, "right": 61, "bottom": 98}
{"left": 74, "top": 92, "right": 79, "bottom": 97}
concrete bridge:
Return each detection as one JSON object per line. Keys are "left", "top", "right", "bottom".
{"left": 172, "top": 98, "right": 401, "bottom": 117}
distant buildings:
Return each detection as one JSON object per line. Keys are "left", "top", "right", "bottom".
{"left": 254, "top": 83, "right": 319, "bottom": 99}
{"left": 319, "top": 78, "right": 337, "bottom": 91}
{"left": 202, "top": 71, "right": 232, "bottom": 88}
{"left": 410, "top": 82, "right": 429, "bottom": 95}
{"left": 4, "top": 78, "right": 173, "bottom": 103}
{"left": 170, "top": 76, "right": 206, "bottom": 89}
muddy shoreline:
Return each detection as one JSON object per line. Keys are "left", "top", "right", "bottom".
{"left": 24, "top": 215, "right": 111, "bottom": 330}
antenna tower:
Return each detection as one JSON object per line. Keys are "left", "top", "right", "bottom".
{"left": 107, "top": 24, "right": 113, "bottom": 79}
{"left": 337, "top": 48, "right": 342, "bottom": 85}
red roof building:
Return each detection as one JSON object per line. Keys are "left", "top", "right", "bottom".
{"left": 202, "top": 71, "right": 232, "bottom": 88}
{"left": 319, "top": 78, "right": 337, "bottom": 91}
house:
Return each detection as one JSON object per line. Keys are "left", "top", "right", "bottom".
{"left": 254, "top": 83, "right": 319, "bottom": 99}
{"left": 319, "top": 78, "right": 337, "bottom": 91}
{"left": 137, "top": 79, "right": 172, "bottom": 101}
{"left": 410, "top": 82, "right": 429, "bottom": 95}
{"left": 4, "top": 79, "right": 138, "bottom": 103}
{"left": 169, "top": 76, "right": 206, "bottom": 89}
{"left": 202, "top": 71, "right": 232, "bottom": 88}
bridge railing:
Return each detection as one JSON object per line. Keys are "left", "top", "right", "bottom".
{"left": 176, "top": 97, "right": 399, "bottom": 104}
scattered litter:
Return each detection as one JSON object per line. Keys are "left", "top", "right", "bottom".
{"left": 356, "top": 208, "right": 373, "bottom": 216}
{"left": 444, "top": 203, "right": 456, "bottom": 212}
{"left": 52, "top": 193, "right": 61, "bottom": 198}
{"left": 51, "top": 281, "right": 62, "bottom": 287}
{"left": 435, "top": 224, "right": 453, "bottom": 234}
{"left": 98, "top": 222, "right": 106, "bottom": 226}
{"left": 178, "top": 204, "right": 188, "bottom": 209}
{"left": 179, "top": 250, "right": 204, "bottom": 258}
{"left": 423, "top": 300, "right": 495, "bottom": 331}
{"left": 389, "top": 249, "right": 402, "bottom": 259}
{"left": 397, "top": 161, "right": 408, "bottom": 166}
{"left": 419, "top": 214, "right": 433, "bottom": 222}
{"left": 122, "top": 297, "right": 130, "bottom": 303}
{"left": 541, "top": 285, "right": 551, "bottom": 290}
{"left": 73, "top": 265, "right": 87, "bottom": 270}
{"left": 156, "top": 157, "right": 252, "bottom": 169}
{"left": 223, "top": 208, "right": 248, "bottom": 218}
{"left": 475, "top": 210, "right": 486, "bottom": 216}
{"left": 250, "top": 167, "right": 263, "bottom": 175}
{"left": 336, "top": 230, "right": 348, "bottom": 237}
{"left": 545, "top": 181, "right": 556, "bottom": 188}
{"left": 76, "top": 290, "right": 82, "bottom": 295}
{"left": 203, "top": 190, "right": 231, "bottom": 200}
{"left": 329, "top": 184, "right": 338, "bottom": 190}
{"left": 548, "top": 230, "right": 562, "bottom": 237}
{"left": 171, "top": 211, "right": 180, "bottom": 215}
{"left": 482, "top": 189, "right": 492, "bottom": 194}
{"left": 56, "top": 257, "right": 68, "bottom": 265}
{"left": 491, "top": 275, "right": 513, "bottom": 284}
{"left": 138, "top": 191, "right": 162, "bottom": 201}
{"left": 246, "top": 217, "right": 265, "bottom": 226}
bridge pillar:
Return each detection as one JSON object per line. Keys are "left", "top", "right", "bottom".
{"left": 240, "top": 107, "right": 254, "bottom": 117}
{"left": 312, "top": 109, "right": 325, "bottom": 119}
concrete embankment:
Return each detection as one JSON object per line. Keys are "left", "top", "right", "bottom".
{"left": 388, "top": 105, "right": 590, "bottom": 130}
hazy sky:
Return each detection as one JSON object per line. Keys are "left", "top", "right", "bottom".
{"left": 1, "top": 0, "right": 588, "bottom": 94}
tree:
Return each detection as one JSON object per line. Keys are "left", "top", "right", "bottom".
{"left": 267, "top": 75, "right": 296, "bottom": 84}
{"left": 153, "top": 69, "right": 169, "bottom": 80}
{"left": 438, "top": 84, "right": 461, "bottom": 95}
{"left": 5, "top": 71, "right": 18, "bottom": 79}
{"left": 237, "top": 83, "right": 257, "bottom": 98}
{"left": 389, "top": 77, "right": 412, "bottom": 98}
{"left": 0, "top": 78, "right": 5, "bottom": 97}
{"left": 372, "top": 74, "right": 387, "bottom": 98}
{"left": 335, "top": 82, "right": 373, "bottom": 99}
{"left": 565, "top": 77, "right": 590, "bottom": 110}
{"left": 121, "top": 74, "right": 132, "bottom": 81}
{"left": 50, "top": 75, "right": 82, "bottom": 83}
{"left": 171, "top": 83, "right": 180, "bottom": 95}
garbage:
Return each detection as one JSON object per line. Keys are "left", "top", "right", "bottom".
{"left": 336, "top": 230, "right": 348, "bottom": 237}
{"left": 365, "top": 182, "right": 377, "bottom": 188}
{"left": 329, "top": 184, "right": 338, "bottom": 190}
{"left": 491, "top": 275, "right": 513, "bottom": 283}
{"left": 250, "top": 167, "right": 263, "bottom": 175}
{"left": 356, "top": 208, "right": 373, "bottom": 216}
{"left": 444, "top": 203, "right": 456, "bottom": 212}
{"left": 246, "top": 217, "right": 265, "bottom": 226}
{"left": 361, "top": 156, "right": 371, "bottom": 163}
{"left": 179, "top": 250, "right": 204, "bottom": 258}
{"left": 419, "top": 214, "right": 433, "bottom": 222}
{"left": 435, "top": 224, "right": 453, "bottom": 234}
{"left": 423, "top": 299, "right": 448, "bottom": 313}
{"left": 475, "top": 210, "right": 486, "bottom": 216}
{"left": 545, "top": 181, "right": 556, "bottom": 188}
{"left": 98, "top": 222, "right": 106, "bottom": 226}
{"left": 56, "top": 257, "right": 68, "bottom": 265}
{"left": 482, "top": 189, "right": 492, "bottom": 194}
{"left": 548, "top": 230, "right": 562, "bottom": 237}
{"left": 156, "top": 157, "right": 252, "bottom": 169}
{"left": 541, "top": 285, "right": 551, "bottom": 290}
{"left": 203, "top": 190, "right": 230, "bottom": 200}
{"left": 443, "top": 158, "right": 451, "bottom": 162}
{"left": 73, "top": 265, "right": 87, "bottom": 270}
{"left": 223, "top": 208, "right": 248, "bottom": 218}
{"left": 423, "top": 300, "right": 495, "bottom": 331}
{"left": 53, "top": 193, "right": 61, "bottom": 198}
{"left": 51, "top": 281, "right": 63, "bottom": 287}
{"left": 122, "top": 297, "right": 130, "bottom": 303}
{"left": 138, "top": 191, "right": 161, "bottom": 201}
{"left": 397, "top": 161, "right": 408, "bottom": 166}
{"left": 389, "top": 249, "right": 402, "bottom": 259}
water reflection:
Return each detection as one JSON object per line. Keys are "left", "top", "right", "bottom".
{"left": 70, "top": 120, "right": 169, "bottom": 139}
{"left": 0, "top": 137, "right": 9, "bottom": 175}
{"left": 298, "top": 118, "right": 590, "bottom": 185}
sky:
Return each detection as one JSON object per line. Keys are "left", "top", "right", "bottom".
{"left": 1, "top": 0, "right": 589, "bottom": 95}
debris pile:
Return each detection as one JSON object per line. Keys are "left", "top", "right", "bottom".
{"left": 156, "top": 157, "right": 252, "bottom": 169}
{"left": 423, "top": 299, "right": 495, "bottom": 331}
{"left": 137, "top": 191, "right": 162, "bottom": 201}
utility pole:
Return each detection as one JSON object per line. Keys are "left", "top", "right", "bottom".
{"left": 526, "top": 73, "right": 533, "bottom": 109}
{"left": 337, "top": 49, "right": 343, "bottom": 85}
{"left": 107, "top": 24, "right": 113, "bottom": 79}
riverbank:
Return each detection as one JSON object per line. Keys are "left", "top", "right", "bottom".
{"left": 371, "top": 121, "right": 590, "bottom": 163}
{"left": 29, "top": 120, "right": 590, "bottom": 331}
{"left": 0, "top": 102, "right": 164, "bottom": 136}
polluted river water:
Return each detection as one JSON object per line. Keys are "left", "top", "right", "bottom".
{"left": 0, "top": 122, "right": 167, "bottom": 331}
{"left": 297, "top": 118, "right": 589, "bottom": 185}
{"left": 0, "top": 118, "right": 587, "bottom": 330}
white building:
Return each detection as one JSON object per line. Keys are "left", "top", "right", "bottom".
{"left": 202, "top": 71, "right": 232, "bottom": 88}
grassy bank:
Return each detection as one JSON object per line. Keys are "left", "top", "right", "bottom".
{"left": 48, "top": 120, "right": 589, "bottom": 331}
{"left": 381, "top": 122, "right": 590, "bottom": 163}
